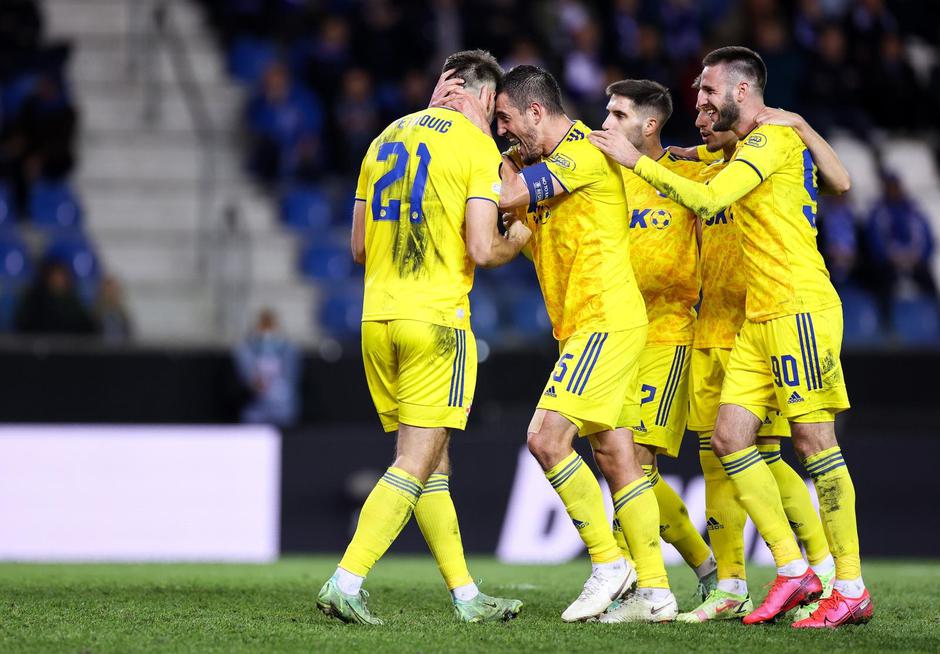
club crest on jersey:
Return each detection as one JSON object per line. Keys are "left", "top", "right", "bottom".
{"left": 745, "top": 133, "right": 767, "bottom": 148}
{"left": 547, "top": 152, "right": 576, "bottom": 171}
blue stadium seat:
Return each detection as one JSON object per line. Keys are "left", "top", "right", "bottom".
{"left": 228, "top": 37, "right": 277, "bottom": 85}
{"left": 469, "top": 285, "right": 501, "bottom": 341}
{"left": 840, "top": 287, "right": 882, "bottom": 347}
{"left": 281, "top": 185, "right": 331, "bottom": 232}
{"left": 0, "top": 182, "right": 16, "bottom": 227}
{"left": 510, "top": 288, "right": 552, "bottom": 335}
{"left": 0, "top": 232, "right": 31, "bottom": 282}
{"left": 45, "top": 234, "right": 100, "bottom": 281}
{"left": 299, "top": 241, "right": 353, "bottom": 280}
{"left": 29, "top": 180, "right": 83, "bottom": 229}
{"left": 318, "top": 283, "right": 362, "bottom": 340}
{"left": 891, "top": 297, "right": 940, "bottom": 346}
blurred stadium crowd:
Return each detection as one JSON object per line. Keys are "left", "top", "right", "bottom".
{"left": 1, "top": 0, "right": 938, "bottom": 348}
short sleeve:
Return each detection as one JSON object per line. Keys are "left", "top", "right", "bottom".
{"left": 467, "top": 139, "right": 502, "bottom": 205}
{"left": 543, "top": 141, "right": 604, "bottom": 194}
{"left": 732, "top": 125, "right": 793, "bottom": 182}
{"left": 354, "top": 139, "right": 378, "bottom": 201}
{"left": 696, "top": 144, "right": 725, "bottom": 163}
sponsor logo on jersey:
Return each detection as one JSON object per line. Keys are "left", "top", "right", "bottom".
{"left": 745, "top": 133, "right": 767, "bottom": 148}
{"left": 547, "top": 152, "right": 576, "bottom": 170}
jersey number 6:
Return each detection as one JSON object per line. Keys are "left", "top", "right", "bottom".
{"left": 372, "top": 141, "right": 432, "bottom": 224}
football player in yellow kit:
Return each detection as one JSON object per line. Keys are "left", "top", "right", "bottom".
{"left": 598, "top": 79, "right": 719, "bottom": 599}
{"left": 318, "top": 50, "right": 530, "bottom": 626}
{"left": 590, "top": 46, "right": 871, "bottom": 628}
{"left": 676, "top": 102, "right": 851, "bottom": 623}
{"left": 495, "top": 65, "right": 676, "bottom": 623}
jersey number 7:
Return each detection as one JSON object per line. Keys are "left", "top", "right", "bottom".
{"left": 372, "top": 141, "right": 432, "bottom": 224}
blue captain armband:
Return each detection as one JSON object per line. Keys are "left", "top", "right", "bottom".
{"left": 521, "top": 162, "right": 556, "bottom": 213}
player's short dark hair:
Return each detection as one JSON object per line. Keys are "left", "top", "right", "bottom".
{"left": 702, "top": 46, "right": 767, "bottom": 94}
{"left": 499, "top": 65, "right": 565, "bottom": 115}
{"left": 442, "top": 49, "right": 503, "bottom": 93}
{"left": 605, "top": 79, "right": 673, "bottom": 125}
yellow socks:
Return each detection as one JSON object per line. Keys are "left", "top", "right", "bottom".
{"left": 414, "top": 473, "right": 473, "bottom": 590}
{"left": 758, "top": 443, "right": 831, "bottom": 565}
{"left": 719, "top": 446, "right": 802, "bottom": 568}
{"left": 699, "top": 434, "right": 747, "bottom": 581}
{"left": 613, "top": 476, "right": 669, "bottom": 588}
{"left": 339, "top": 467, "right": 423, "bottom": 577}
{"left": 804, "top": 447, "right": 861, "bottom": 580}
{"left": 546, "top": 452, "right": 622, "bottom": 564}
{"left": 643, "top": 464, "right": 712, "bottom": 570}
{"left": 611, "top": 518, "right": 635, "bottom": 568}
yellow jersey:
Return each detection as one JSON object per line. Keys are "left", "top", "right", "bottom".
{"left": 693, "top": 158, "right": 748, "bottom": 349}
{"left": 622, "top": 152, "right": 701, "bottom": 346}
{"left": 634, "top": 124, "right": 840, "bottom": 322}
{"left": 354, "top": 108, "right": 502, "bottom": 329}
{"left": 512, "top": 119, "right": 647, "bottom": 341}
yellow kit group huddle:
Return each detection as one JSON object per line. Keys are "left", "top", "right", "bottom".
{"left": 317, "top": 45, "right": 873, "bottom": 630}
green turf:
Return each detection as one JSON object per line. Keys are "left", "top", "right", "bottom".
{"left": 1, "top": 557, "right": 938, "bottom": 653}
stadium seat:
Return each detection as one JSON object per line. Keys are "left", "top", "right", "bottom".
{"left": 227, "top": 37, "right": 278, "bottom": 85}
{"left": 29, "top": 180, "right": 83, "bottom": 229}
{"left": 281, "top": 186, "right": 332, "bottom": 232}
{"left": 318, "top": 283, "right": 362, "bottom": 340}
{"left": 0, "top": 232, "right": 31, "bottom": 282}
{"left": 469, "top": 285, "right": 501, "bottom": 341}
{"left": 840, "top": 287, "right": 882, "bottom": 347}
{"left": 881, "top": 139, "right": 939, "bottom": 196}
{"left": 45, "top": 234, "right": 100, "bottom": 281}
{"left": 891, "top": 297, "right": 940, "bottom": 346}
{"left": 299, "top": 241, "right": 353, "bottom": 281}
{"left": 0, "top": 182, "right": 16, "bottom": 227}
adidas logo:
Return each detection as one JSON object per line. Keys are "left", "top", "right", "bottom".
{"left": 633, "top": 420, "right": 648, "bottom": 433}
{"left": 543, "top": 386, "right": 557, "bottom": 398}
{"left": 705, "top": 516, "right": 723, "bottom": 531}
{"left": 763, "top": 415, "right": 772, "bottom": 425}
{"left": 787, "top": 391, "right": 805, "bottom": 404}
{"left": 572, "top": 518, "right": 589, "bottom": 529}
{"left": 788, "top": 520, "right": 804, "bottom": 530}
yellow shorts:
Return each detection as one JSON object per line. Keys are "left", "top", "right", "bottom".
{"left": 720, "top": 305, "right": 850, "bottom": 421}
{"left": 537, "top": 325, "right": 647, "bottom": 437}
{"left": 689, "top": 347, "right": 790, "bottom": 436}
{"left": 362, "top": 320, "right": 476, "bottom": 433}
{"left": 631, "top": 344, "right": 691, "bottom": 458}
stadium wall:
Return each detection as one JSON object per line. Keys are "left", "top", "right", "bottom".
{"left": 1, "top": 348, "right": 935, "bottom": 559}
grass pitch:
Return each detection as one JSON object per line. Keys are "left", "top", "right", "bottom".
{"left": 1, "top": 557, "right": 938, "bottom": 653}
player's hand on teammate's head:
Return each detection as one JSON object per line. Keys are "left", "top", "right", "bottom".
{"left": 754, "top": 107, "right": 805, "bottom": 129}
{"left": 428, "top": 69, "right": 464, "bottom": 108}
{"left": 587, "top": 129, "right": 642, "bottom": 169}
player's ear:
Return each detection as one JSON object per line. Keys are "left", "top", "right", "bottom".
{"left": 530, "top": 102, "right": 542, "bottom": 125}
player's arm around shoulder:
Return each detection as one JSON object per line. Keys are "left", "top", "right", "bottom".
{"left": 755, "top": 107, "right": 850, "bottom": 195}
{"left": 466, "top": 198, "right": 531, "bottom": 268}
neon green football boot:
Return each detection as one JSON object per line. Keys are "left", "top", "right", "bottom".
{"left": 453, "top": 591, "right": 523, "bottom": 623}
{"left": 317, "top": 574, "right": 383, "bottom": 625}
{"left": 793, "top": 567, "right": 835, "bottom": 621}
{"left": 676, "top": 588, "right": 753, "bottom": 623}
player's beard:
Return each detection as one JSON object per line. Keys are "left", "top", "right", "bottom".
{"left": 711, "top": 90, "right": 739, "bottom": 132}
{"left": 513, "top": 125, "right": 541, "bottom": 165}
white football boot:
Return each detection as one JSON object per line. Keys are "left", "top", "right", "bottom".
{"left": 599, "top": 588, "right": 678, "bottom": 623}
{"left": 561, "top": 561, "right": 636, "bottom": 622}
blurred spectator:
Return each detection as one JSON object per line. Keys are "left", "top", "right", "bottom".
{"left": 754, "top": 18, "right": 801, "bottom": 110}
{"left": 563, "top": 20, "right": 605, "bottom": 105}
{"left": 14, "top": 259, "right": 99, "bottom": 335}
{"left": 658, "top": 0, "right": 701, "bottom": 62}
{"left": 800, "top": 23, "right": 870, "bottom": 137}
{"left": 334, "top": 68, "right": 380, "bottom": 175}
{"left": 94, "top": 275, "right": 132, "bottom": 343}
{"left": 866, "top": 173, "right": 938, "bottom": 319}
{"left": 15, "top": 72, "right": 77, "bottom": 182}
{"left": 0, "top": 0, "right": 43, "bottom": 81}
{"left": 234, "top": 308, "right": 300, "bottom": 427}
{"left": 299, "top": 15, "right": 352, "bottom": 105}
{"left": 865, "top": 33, "right": 926, "bottom": 131}
{"left": 245, "top": 61, "right": 323, "bottom": 185}
{"left": 846, "top": 0, "right": 898, "bottom": 67}
{"left": 817, "top": 195, "right": 860, "bottom": 289}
